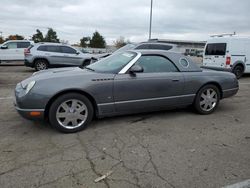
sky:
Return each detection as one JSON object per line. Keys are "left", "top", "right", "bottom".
{"left": 0, "top": 0, "right": 250, "bottom": 45}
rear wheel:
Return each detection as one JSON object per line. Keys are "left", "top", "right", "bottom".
{"left": 34, "top": 59, "right": 48, "bottom": 71}
{"left": 49, "top": 93, "right": 93, "bottom": 133}
{"left": 194, "top": 84, "right": 220, "bottom": 115}
{"left": 232, "top": 65, "right": 244, "bottom": 79}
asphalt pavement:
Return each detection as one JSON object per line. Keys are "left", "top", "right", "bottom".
{"left": 0, "top": 64, "right": 250, "bottom": 188}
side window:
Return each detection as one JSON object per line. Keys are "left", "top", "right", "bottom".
{"left": 148, "top": 44, "right": 173, "bottom": 51}
{"left": 135, "top": 44, "right": 149, "bottom": 50}
{"left": 17, "top": 42, "right": 30, "bottom": 48}
{"left": 135, "top": 55, "right": 178, "bottom": 73}
{"left": 6, "top": 42, "right": 17, "bottom": 49}
{"left": 61, "top": 46, "right": 76, "bottom": 54}
{"left": 46, "top": 46, "right": 61, "bottom": 53}
{"left": 37, "top": 46, "right": 47, "bottom": 51}
{"left": 205, "top": 43, "right": 226, "bottom": 56}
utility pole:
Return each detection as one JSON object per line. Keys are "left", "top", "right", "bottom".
{"left": 149, "top": 0, "right": 153, "bottom": 40}
{"left": 0, "top": 31, "right": 2, "bottom": 38}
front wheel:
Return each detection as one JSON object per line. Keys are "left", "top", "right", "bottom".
{"left": 194, "top": 85, "right": 220, "bottom": 115}
{"left": 49, "top": 93, "right": 94, "bottom": 133}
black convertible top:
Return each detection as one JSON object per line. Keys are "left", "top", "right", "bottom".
{"left": 133, "top": 50, "right": 202, "bottom": 72}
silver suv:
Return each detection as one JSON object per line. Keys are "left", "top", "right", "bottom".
{"left": 24, "top": 43, "right": 93, "bottom": 71}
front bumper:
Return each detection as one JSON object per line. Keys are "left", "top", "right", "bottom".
{"left": 15, "top": 105, "right": 45, "bottom": 120}
{"left": 14, "top": 99, "right": 44, "bottom": 120}
{"left": 14, "top": 83, "right": 45, "bottom": 120}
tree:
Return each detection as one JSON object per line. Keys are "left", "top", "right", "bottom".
{"left": 89, "top": 31, "right": 106, "bottom": 48}
{"left": 80, "top": 37, "right": 90, "bottom": 48}
{"left": 44, "top": 28, "right": 59, "bottom": 43}
{"left": 114, "top": 36, "right": 127, "bottom": 48}
{"left": 0, "top": 36, "right": 4, "bottom": 44}
{"left": 32, "top": 29, "right": 44, "bottom": 43}
{"left": 5, "top": 34, "right": 24, "bottom": 41}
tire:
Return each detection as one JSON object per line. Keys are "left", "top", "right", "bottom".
{"left": 34, "top": 59, "right": 48, "bottom": 71}
{"left": 194, "top": 84, "right": 220, "bottom": 115}
{"left": 49, "top": 93, "right": 94, "bottom": 133}
{"left": 232, "top": 65, "right": 244, "bottom": 79}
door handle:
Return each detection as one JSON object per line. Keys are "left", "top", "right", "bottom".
{"left": 172, "top": 79, "right": 179, "bottom": 82}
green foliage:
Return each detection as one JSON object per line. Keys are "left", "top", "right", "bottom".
{"left": 80, "top": 37, "right": 90, "bottom": 48}
{"left": 89, "top": 31, "right": 106, "bottom": 48}
{"left": 32, "top": 29, "right": 44, "bottom": 43}
{"left": 44, "top": 28, "right": 59, "bottom": 43}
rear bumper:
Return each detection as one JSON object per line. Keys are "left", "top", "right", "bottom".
{"left": 24, "top": 59, "right": 34, "bottom": 67}
{"left": 223, "top": 87, "right": 239, "bottom": 98}
{"left": 201, "top": 66, "right": 232, "bottom": 72}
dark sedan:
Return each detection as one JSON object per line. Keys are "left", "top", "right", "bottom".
{"left": 14, "top": 50, "right": 239, "bottom": 133}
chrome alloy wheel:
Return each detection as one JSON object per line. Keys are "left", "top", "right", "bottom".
{"left": 36, "top": 61, "right": 47, "bottom": 71}
{"left": 56, "top": 99, "right": 88, "bottom": 129}
{"left": 199, "top": 88, "right": 218, "bottom": 112}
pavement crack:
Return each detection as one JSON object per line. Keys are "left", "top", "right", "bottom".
{"left": 76, "top": 133, "right": 110, "bottom": 188}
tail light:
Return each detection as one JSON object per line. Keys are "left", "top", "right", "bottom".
{"left": 226, "top": 56, "right": 231, "bottom": 66}
{"left": 24, "top": 48, "right": 30, "bottom": 56}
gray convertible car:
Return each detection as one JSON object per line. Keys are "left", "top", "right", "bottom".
{"left": 14, "top": 50, "right": 239, "bottom": 133}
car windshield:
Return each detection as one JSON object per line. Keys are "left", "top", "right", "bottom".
{"left": 85, "top": 51, "right": 137, "bottom": 73}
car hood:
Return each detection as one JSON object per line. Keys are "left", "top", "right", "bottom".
{"left": 20, "top": 67, "right": 111, "bottom": 88}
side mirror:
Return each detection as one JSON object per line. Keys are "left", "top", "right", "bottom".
{"left": 76, "top": 51, "right": 80, "bottom": 55}
{"left": 1, "top": 45, "right": 7, "bottom": 49}
{"left": 129, "top": 65, "right": 144, "bottom": 74}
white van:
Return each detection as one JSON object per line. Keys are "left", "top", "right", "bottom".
{"left": 0, "top": 40, "right": 33, "bottom": 63}
{"left": 202, "top": 36, "right": 250, "bottom": 78}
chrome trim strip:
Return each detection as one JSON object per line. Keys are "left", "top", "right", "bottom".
{"left": 223, "top": 87, "right": 239, "bottom": 92}
{"left": 118, "top": 52, "right": 142, "bottom": 74}
{"left": 15, "top": 106, "right": 45, "bottom": 112}
{"left": 98, "top": 94, "right": 196, "bottom": 106}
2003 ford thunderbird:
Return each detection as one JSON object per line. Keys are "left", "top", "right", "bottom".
{"left": 15, "top": 50, "right": 239, "bottom": 133}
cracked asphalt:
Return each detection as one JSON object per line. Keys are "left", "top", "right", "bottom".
{"left": 0, "top": 64, "right": 250, "bottom": 188}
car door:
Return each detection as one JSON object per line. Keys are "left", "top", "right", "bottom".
{"left": 203, "top": 43, "right": 227, "bottom": 68}
{"left": 60, "top": 46, "right": 82, "bottom": 66}
{"left": 113, "top": 55, "right": 185, "bottom": 112}
{"left": 1, "top": 42, "right": 18, "bottom": 60}
{"left": 46, "top": 45, "right": 63, "bottom": 65}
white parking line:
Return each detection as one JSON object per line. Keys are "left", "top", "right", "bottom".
{"left": 0, "top": 97, "right": 14, "bottom": 100}
{"left": 240, "top": 83, "right": 250, "bottom": 85}
{"left": 222, "top": 179, "right": 250, "bottom": 188}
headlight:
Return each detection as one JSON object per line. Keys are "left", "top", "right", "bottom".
{"left": 25, "top": 81, "right": 36, "bottom": 94}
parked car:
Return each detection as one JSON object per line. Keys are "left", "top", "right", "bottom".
{"left": 202, "top": 35, "right": 250, "bottom": 78}
{"left": 24, "top": 43, "right": 94, "bottom": 71}
{"left": 14, "top": 50, "right": 239, "bottom": 133}
{"left": 97, "top": 41, "right": 179, "bottom": 60}
{"left": 0, "top": 40, "right": 33, "bottom": 63}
